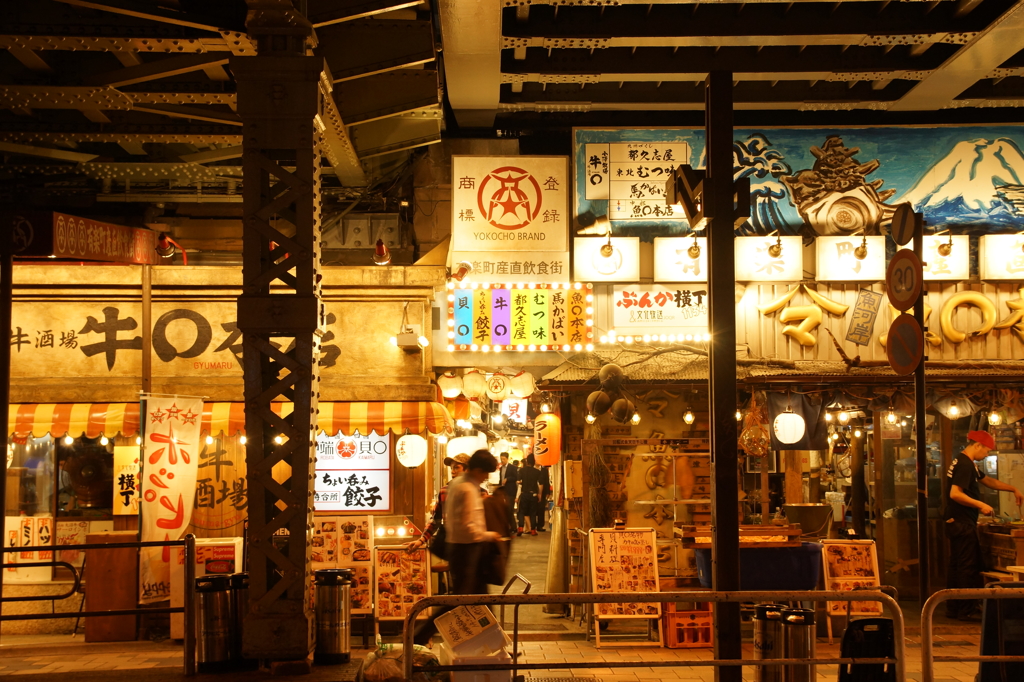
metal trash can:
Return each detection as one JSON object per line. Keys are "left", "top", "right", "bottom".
{"left": 229, "top": 572, "right": 250, "bottom": 664}
{"left": 195, "top": 575, "right": 233, "bottom": 672}
{"left": 782, "top": 607, "right": 815, "bottom": 682}
{"left": 753, "top": 603, "right": 786, "bottom": 682}
{"left": 314, "top": 568, "right": 353, "bottom": 664}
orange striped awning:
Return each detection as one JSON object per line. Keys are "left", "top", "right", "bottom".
{"left": 7, "top": 401, "right": 453, "bottom": 439}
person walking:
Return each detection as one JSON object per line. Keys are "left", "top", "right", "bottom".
{"left": 943, "top": 430, "right": 1024, "bottom": 621}
{"left": 413, "top": 449, "right": 499, "bottom": 645}
{"left": 517, "top": 455, "right": 543, "bottom": 536}
{"left": 536, "top": 465, "right": 551, "bottom": 532}
{"left": 497, "top": 452, "right": 518, "bottom": 529}
{"left": 404, "top": 453, "right": 468, "bottom": 555}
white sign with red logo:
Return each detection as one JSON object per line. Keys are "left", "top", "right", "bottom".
{"left": 501, "top": 398, "right": 528, "bottom": 424}
{"left": 451, "top": 156, "right": 569, "bottom": 266}
{"left": 139, "top": 395, "right": 203, "bottom": 604}
{"left": 314, "top": 433, "right": 392, "bottom": 513}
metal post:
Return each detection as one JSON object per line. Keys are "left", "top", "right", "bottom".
{"left": 913, "top": 216, "right": 929, "bottom": 602}
{"left": 184, "top": 534, "right": 197, "bottom": 676}
{"left": 0, "top": 232, "right": 11, "bottom": 644}
{"left": 705, "top": 70, "right": 742, "bottom": 682}
{"left": 141, "top": 264, "right": 152, "bottom": 394}
{"left": 232, "top": 6, "right": 324, "bottom": 664}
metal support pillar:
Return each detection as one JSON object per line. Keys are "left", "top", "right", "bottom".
{"left": 705, "top": 71, "right": 742, "bottom": 682}
{"left": 0, "top": 228, "right": 12, "bottom": 641}
{"left": 913, "top": 219, "right": 929, "bottom": 602}
{"left": 233, "top": 4, "right": 325, "bottom": 664}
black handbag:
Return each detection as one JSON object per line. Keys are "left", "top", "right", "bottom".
{"left": 428, "top": 525, "right": 448, "bottom": 560}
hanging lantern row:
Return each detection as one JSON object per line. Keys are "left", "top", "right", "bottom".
{"left": 437, "top": 370, "right": 536, "bottom": 401}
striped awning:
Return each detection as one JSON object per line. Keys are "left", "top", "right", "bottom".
{"left": 7, "top": 401, "right": 453, "bottom": 439}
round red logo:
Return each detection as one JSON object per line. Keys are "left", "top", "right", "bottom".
{"left": 477, "top": 166, "right": 543, "bottom": 230}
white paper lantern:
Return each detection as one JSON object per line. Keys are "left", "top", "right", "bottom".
{"left": 485, "top": 373, "right": 510, "bottom": 401}
{"left": 447, "top": 434, "right": 486, "bottom": 459}
{"left": 462, "top": 369, "right": 487, "bottom": 400}
{"left": 773, "top": 410, "right": 806, "bottom": 445}
{"left": 437, "top": 371, "right": 464, "bottom": 399}
{"left": 396, "top": 434, "right": 428, "bottom": 468}
{"left": 510, "top": 371, "right": 536, "bottom": 398}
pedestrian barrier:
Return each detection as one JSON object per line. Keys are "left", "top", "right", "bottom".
{"left": 1, "top": 534, "right": 197, "bottom": 675}
{"left": 401, "top": 590, "right": 905, "bottom": 682}
{"left": 920, "top": 586, "right": 1024, "bottom": 682}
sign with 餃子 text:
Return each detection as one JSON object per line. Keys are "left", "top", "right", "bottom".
{"left": 314, "top": 432, "right": 392, "bottom": 513}
{"left": 451, "top": 157, "right": 569, "bottom": 273}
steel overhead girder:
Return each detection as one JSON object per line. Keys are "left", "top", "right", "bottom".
{"left": 438, "top": 0, "right": 502, "bottom": 127}
{"left": 348, "top": 107, "right": 443, "bottom": 159}
{"left": 308, "top": 0, "right": 424, "bottom": 27}
{"left": 890, "top": 0, "right": 1024, "bottom": 110}
{"left": 83, "top": 53, "right": 232, "bottom": 87}
{"left": 334, "top": 70, "right": 440, "bottom": 125}
{"left": 315, "top": 19, "right": 435, "bottom": 82}
{"left": 54, "top": 0, "right": 246, "bottom": 32}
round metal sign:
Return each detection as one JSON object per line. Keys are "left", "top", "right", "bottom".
{"left": 890, "top": 203, "right": 917, "bottom": 247}
{"left": 886, "top": 313, "right": 924, "bottom": 376}
{"left": 886, "top": 249, "right": 923, "bottom": 312}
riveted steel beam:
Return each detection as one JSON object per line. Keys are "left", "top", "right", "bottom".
{"left": 0, "top": 141, "right": 98, "bottom": 162}
{"left": 309, "top": 0, "right": 424, "bottom": 27}
{"left": 54, "top": 0, "right": 245, "bottom": 32}
{"left": 316, "top": 19, "right": 435, "bottom": 81}
{"left": 348, "top": 106, "right": 442, "bottom": 158}
{"left": 0, "top": 33, "right": 256, "bottom": 54}
{"left": 334, "top": 70, "right": 439, "bottom": 124}
{"left": 131, "top": 103, "right": 242, "bottom": 125}
{"left": 0, "top": 122, "right": 241, "bottom": 146}
{"left": 83, "top": 53, "right": 232, "bottom": 87}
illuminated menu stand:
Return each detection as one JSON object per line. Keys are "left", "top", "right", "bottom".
{"left": 587, "top": 527, "right": 663, "bottom": 647}
{"left": 372, "top": 545, "right": 432, "bottom": 639}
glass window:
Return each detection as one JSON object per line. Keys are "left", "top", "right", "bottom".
{"left": 5, "top": 436, "right": 55, "bottom": 517}
{"left": 57, "top": 435, "right": 114, "bottom": 518}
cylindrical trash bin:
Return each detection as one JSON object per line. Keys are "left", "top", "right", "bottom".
{"left": 229, "top": 572, "right": 251, "bottom": 664}
{"left": 753, "top": 603, "right": 786, "bottom": 682}
{"left": 195, "top": 575, "right": 232, "bottom": 672}
{"left": 314, "top": 568, "right": 353, "bottom": 664}
{"left": 782, "top": 607, "right": 815, "bottom": 682}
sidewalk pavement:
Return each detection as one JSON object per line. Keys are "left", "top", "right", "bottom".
{"left": 0, "top": 627, "right": 983, "bottom": 682}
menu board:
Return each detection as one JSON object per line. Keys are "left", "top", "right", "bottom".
{"left": 312, "top": 516, "right": 374, "bottom": 614}
{"left": 588, "top": 528, "right": 661, "bottom": 619}
{"left": 374, "top": 545, "right": 430, "bottom": 620}
{"left": 821, "top": 539, "right": 882, "bottom": 615}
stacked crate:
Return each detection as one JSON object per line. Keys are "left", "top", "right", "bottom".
{"left": 663, "top": 601, "right": 713, "bottom": 648}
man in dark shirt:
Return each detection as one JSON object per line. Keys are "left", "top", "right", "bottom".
{"left": 497, "top": 452, "right": 518, "bottom": 528}
{"left": 517, "top": 455, "right": 543, "bottom": 536}
{"left": 943, "top": 430, "right": 1024, "bottom": 620}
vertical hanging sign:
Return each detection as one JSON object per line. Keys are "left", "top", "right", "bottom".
{"left": 139, "top": 395, "right": 203, "bottom": 604}
{"left": 113, "top": 445, "right": 141, "bottom": 516}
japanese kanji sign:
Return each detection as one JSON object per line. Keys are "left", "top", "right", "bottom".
{"left": 653, "top": 237, "right": 707, "bottom": 283}
{"left": 533, "top": 413, "right": 561, "bottom": 466}
{"left": 447, "top": 282, "right": 593, "bottom": 351}
{"left": 139, "top": 395, "right": 203, "bottom": 604}
{"left": 922, "top": 235, "right": 969, "bottom": 280}
{"left": 13, "top": 211, "right": 162, "bottom": 264}
{"left": 735, "top": 236, "right": 803, "bottom": 282}
{"left": 979, "top": 234, "right": 1024, "bottom": 280}
{"left": 314, "top": 433, "right": 391, "bottom": 512}
{"left": 451, "top": 156, "right": 569, "bottom": 282}
{"left": 815, "top": 236, "right": 886, "bottom": 282}
{"left": 113, "top": 445, "right": 140, "bottom": 516}
{"left": 588, "top": 527, "right": 661, "bottom": 619}
{"left": 610, "top": 284, "right": 709, "bottom": 337}
{"left": 846, "top": 289, "right": 884, "bottom": 347}
{"left": 584, "top": 143, "right": 691, "bottom": 222}
{"left": 573, "top": 237, "right": 641, "bottom": 282}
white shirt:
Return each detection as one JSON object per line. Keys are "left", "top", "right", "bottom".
{"left": 443, "top": 475, "right": 494, "bottom": 544}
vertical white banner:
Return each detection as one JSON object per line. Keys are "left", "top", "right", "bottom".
{"left": 139, "top": 396, "right": 203, "bottom": 604}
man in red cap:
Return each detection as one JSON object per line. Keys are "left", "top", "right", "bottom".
{"left": 943, "top": 430, "right": 1024, "bottom": 621}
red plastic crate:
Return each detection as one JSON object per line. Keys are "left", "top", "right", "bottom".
{"left": 664, "top": 608, "right": 713, "bottom": 649}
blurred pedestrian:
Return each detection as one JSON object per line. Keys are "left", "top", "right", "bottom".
{"left": 517, "top": 455, "right": 542, "bottom": 536}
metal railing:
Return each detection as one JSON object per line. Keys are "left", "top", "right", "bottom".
{"left": 402, "top": 589, "right": 905, "bottom": 682}
{"left": 921, "top": 586, "right": 1024, "bottom": 682}
{"left": 498, "top": 573, "right": 531, "bottom": 630}
{"left": 1, "top": 534, "right": 197, "bottom": 676}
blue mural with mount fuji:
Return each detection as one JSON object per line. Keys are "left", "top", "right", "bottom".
{"left": 573, "top": 126, "right": 1024, "bottom": 238}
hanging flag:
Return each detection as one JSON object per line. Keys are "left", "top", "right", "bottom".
{"left": 139, "top": 395, "right": 203, "bottom": 604}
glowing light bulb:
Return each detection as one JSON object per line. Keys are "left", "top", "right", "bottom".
{"left": 376, "top": 527, "right": 386, "bottom": 537}
{"left": 948, "top": 401, "right": 960, "bottom": 418}
{"left": 825, "top": 412, "right": 833, "bottom": 422}
{"left": 854, "top": 429, "right": 862, "bottom": 438}
{"left": 989, "top": 411, "right": 1002, "bottom": 426}
{"left": 735, "top": 410, "right": 743, "bottom": 422}
{"left": 135, "top": 436, "right": 142, "bottom": 445}
{"left": 205, "top": 435, "right": 214, "bottom": 445}
{"left": 838, "top": 411, "right": 850, "bottom": 425}
{"left": 397, "top": 527, "right": 407, "bottom": 537}
{"left": 274, "top": 435, "right": 284, "bottom": 444}
{"left": 631, "top": 412, "right": 641, "bottom": 425}
{"left": 586, "top": 414, "right": 597, "bottom": 424}
{"left": 683, "top": 409, "right": 695, "bottom": 425}
{"left": 540, "top": 403, "right": 551, "bottom": 414}
{"left": 100, "top": 436, "right": 109, "bottom": 446}
{"left": 240, "top": 435, "right": 247, "bottom": 445}
{"left": 64, "top": 435, "right": 74, "bottom": 445}
{"left": 886, "top": 410, "right": 898, "bottom": 424}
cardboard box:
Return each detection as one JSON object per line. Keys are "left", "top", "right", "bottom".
{"left": 435, "top": 605, "right": 510, "bottom": 656}
{"left": 438, "top": 642, "right": 511, "bottom": 682}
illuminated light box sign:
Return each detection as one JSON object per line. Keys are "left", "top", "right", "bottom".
{"left": 980, "top": 235, "right": 1024, "bottom": 280}
{"left": 922, "top": 235, "right": 969, "bottom": 280}
{"left": 446, "top": 282, "right": 595, "bottom": 351}
{"left": 573, "top": 237, "right": 641, "bottom": 282}
{"left": 314, "top": 432, "right": 392, "bottom": 512}
{"left": 735, "top": 236, "right": 803, "bottom": 282}
{"left": 583, "top": 142, "right": 691, "bottom": 222}
{"left": 448, "top": 250, "right": 569, "bottom": 284}
{"left": 815, "top": 236, "right": 886, "bottom": 281}
{"left": 653, "top": 237, "right": 707, "bottom": 283}
{"left": 605, "top": 284, "right": 709, "bottom": 341}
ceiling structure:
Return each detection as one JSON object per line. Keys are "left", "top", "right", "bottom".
{"left": 2, "top": 0, "right": 1023, "bottom": 254}
{"left": 441, "top": 0, "right": 1024, "bottom": 128}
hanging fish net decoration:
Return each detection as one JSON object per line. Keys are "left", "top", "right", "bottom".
{"left": 739, "top": 393, "right": 771, "bottom": 458}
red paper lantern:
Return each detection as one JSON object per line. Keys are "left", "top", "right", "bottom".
{"left": 533, "top": 413, "right": 561, "bottom": 466}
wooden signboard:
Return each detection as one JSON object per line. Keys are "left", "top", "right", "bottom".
{"left": 821, "top": 539, "right": 883, "bottom": 617}
{"left": 588, "top": 527, "right": 663, "bottom": 647}
{"left": 373, "top": 545, "right": 430, "bottom": 621}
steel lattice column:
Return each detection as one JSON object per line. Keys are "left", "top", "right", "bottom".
{"left": 232, "top": 46, "right": 327, "bottom": 660}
